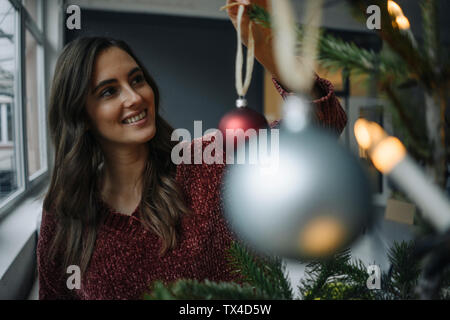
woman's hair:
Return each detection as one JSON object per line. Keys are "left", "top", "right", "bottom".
{"left": 44, "top": 37, "right": 191, "bottom": 276}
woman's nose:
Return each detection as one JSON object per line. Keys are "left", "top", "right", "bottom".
{"left": 121, "top": 85, "right": 143, "bottom": 108}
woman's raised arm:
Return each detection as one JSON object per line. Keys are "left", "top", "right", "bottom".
{"left": 225, "top": 0, "right": 347, "bottom": 134}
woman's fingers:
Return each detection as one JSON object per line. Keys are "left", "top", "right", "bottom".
{"left": 222, "top": 0, "right": 250, "bottom": 22}
{"left": 223, "top": 1, "right": 251, "bottom": 46}
{"left": 224, "top": 1, "right": 268, "bottom": 45}
{"left": 221, "top": 0, "right": 251, "bottom": 11}
{"left": 222, "top": 0, "right": 267, "bottom": 21}
{"left": 223, "top": 0, "right": 278, "bottom": 77}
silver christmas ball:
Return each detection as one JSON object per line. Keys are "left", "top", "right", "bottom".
{"left": 222, "top": 122, "right": 374, "bottom": 260}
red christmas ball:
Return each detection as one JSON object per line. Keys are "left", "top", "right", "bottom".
{"left": 218, "top": 101, "right": 268, "bottom": 151}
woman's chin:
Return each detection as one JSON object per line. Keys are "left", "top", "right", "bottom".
{"left": 99, "top": 125, "right": 156, "bottom": 146}
{"left": 132, "top": 126, "right": 156, "bottom": 144}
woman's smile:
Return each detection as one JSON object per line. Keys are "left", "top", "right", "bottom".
{"left": 122, "top": 109, "right": 148, "bottom": 126}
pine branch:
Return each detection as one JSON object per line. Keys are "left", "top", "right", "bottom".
{"left": 372, "top": 272, "right": 397, "bottom": 300}
{"left": 298, "top": 248, "right": 354, "bottom": 299}
{"left": 325, "top": 258, "right": 374, "bottom": 299}
{"left": 347, "top": 0, "right": 437, "bottom": 91}
{"left": 143, "top": 281, "right": 177, "bottom": 300}
{"left": 297, "top": 239, "right": 446, "bottom": 300}
{"left": 298, "top": 249, "right": 381, "bottom": 300}
{"left": 319, "top": 33, "right": 379, "bottom": 75}
{"left": 144, "top": 279, "right": 269, "bottom": 300}
{"left": 248, "top": 3, "right": 271, "bottom": 29}
{"left": 337, "top": 259, "right": 373, "bottom": 295}
{"left": 261, "top": 255, "right": 294, "bottom": 299}
{"left": 319, "top": 32, "right": 406, "bottom": 78}
{"left": 248, "top": 4, "right": 407, "bottom": 79}
{"left": 386, "top": 241, "right": 421, "bottom": 299}
{"left": 142, "top": 241, "right": 294, "bottom": 300}
{"left": 226, "top": 241, "right": 293, "bottom": 300}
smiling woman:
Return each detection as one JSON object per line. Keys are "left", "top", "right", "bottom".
{"left": 39, "top": 38, "right": 196, "bottom": 299}
{"left": 37, "top": 1, "right": 346, "bottom": 301}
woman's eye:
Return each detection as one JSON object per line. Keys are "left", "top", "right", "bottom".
{"left": 100, "top": 87, "right": 116, "bottom": 98}
{"left": 131, "top": 75, "right": 145, "bottom": 86}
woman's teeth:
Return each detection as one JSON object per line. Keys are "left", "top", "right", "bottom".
{"left": 123, "top": 110, "right": 147, "bottom": 124}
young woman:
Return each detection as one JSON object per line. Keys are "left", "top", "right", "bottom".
{"left": 37, "top": 0, "right": 347, "bottom": 299}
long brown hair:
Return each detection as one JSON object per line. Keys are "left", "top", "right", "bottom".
{"left": 44, "top": 37, "right": 191, "bottom": 276}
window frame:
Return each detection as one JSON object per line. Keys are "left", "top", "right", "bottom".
{"left": 0, "top": 0, "right": 48, "bottom": 220}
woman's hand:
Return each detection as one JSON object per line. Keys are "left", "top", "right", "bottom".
{"left": 224, "top": 0, "right": 280, "bottom": 80}
{"left": 224, "top": 0, "right": 322, "bottom": 99}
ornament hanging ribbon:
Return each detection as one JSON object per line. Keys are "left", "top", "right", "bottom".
{"left": 218, "top": 2, "right": 268, "bottom": 150}
{"left": 235, "top": 4, "right": 255, "bottom": 106}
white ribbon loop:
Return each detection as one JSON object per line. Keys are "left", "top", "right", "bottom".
{"left": 235, "top": 5, "right": 255, "bottom": 99}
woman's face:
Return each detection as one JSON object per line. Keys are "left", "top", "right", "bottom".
{"left": 85, "top": 47, "right": 156, "bottom": 147}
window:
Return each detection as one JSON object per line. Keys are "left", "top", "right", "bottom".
{"left": 0, "top": 0, "right": 47, "bottom": 218}
{"left": 22, "top": 0, "right": 40, "bottom": 29}
{"left": 25, "top": 28, "right": 46, "bottom": 179}
{"left": 0, "top": 0, "right": 18, "bottom": 200}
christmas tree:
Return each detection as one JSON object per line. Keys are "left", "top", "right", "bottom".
{"left": 144, "top": 240, "right": 450, "bottom": 300}
{"left": 250, "top": 0, "right": 449, "bottom": 238}
{"left": 250, "top": 0, "right": 448, "bottom": 188}
{"left": 143, "top": 1, "right": 450, "bottom": 300}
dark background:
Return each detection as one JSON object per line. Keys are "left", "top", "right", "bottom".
{"left": 65, "top": 9, "right": 264, "bottom": 138}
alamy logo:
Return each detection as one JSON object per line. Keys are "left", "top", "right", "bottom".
{"left": 366, "top": 5, "right": 381, "bottom": 30}
{"left": 366, "top": 264, "right": 381, "bottom": 290}
{"left": 171, "top": 121, "right": 279, "bottom": 169}
{"left": 66, "top": 265, "right": 81, "bottom": 290}
{"left": 66, "top": 5, "right": 81, "bottom": 30}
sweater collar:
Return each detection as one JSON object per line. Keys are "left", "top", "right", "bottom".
{"left": 94, "top": 185, "right": 141, "bottom": 230}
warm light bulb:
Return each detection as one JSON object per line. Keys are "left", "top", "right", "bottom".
{"left": 388, "top": 1, "right": 404, "bottom": 17}
{"left": 354, "top": 119, "right": 371, "bottom": 150}
{"left": 396, "top": 15, "right": 411, "bottom": 30}
{"left": 368, "top": 122, "right": 387, "bottom": 147}
{"left": 370, "top": 136, "right": 406, "bottom": 173}
{"left": 354, "top": 119, "right": 387, "bottom": 151}
{"left": 299, "top": 216, "right": 346, "bottom": 257}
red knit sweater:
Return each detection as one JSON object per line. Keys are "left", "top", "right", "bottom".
{"left": 37, "top": 76, "right": 347, "bottom": 300}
